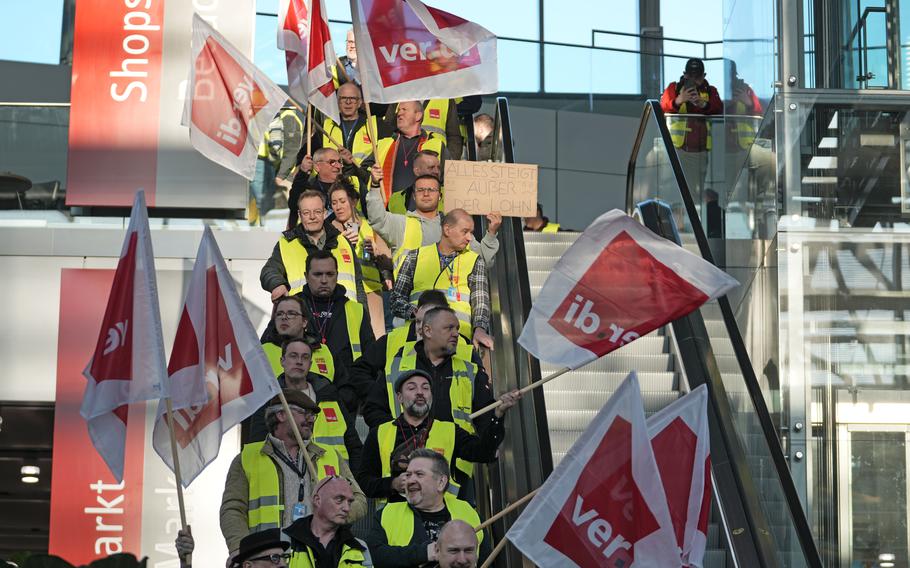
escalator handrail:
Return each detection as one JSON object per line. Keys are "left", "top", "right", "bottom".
{"left": 627, "top": 100, "right": 823, "bottom": 567}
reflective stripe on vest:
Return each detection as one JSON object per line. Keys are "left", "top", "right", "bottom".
{"left": 376, "top": 133, "right": 446, "bottom": 204}
{"left": 392, "top": 217, "right": 424, "bottom": 277}
{"left": 277, "top": 236, "right": 359, "bottom": 301}
{"left": 290, "top": 542, "right": 368, "bottom": 568}
{"left": 313, "top": 400, "right": 350, "bottom": 461}
{"left": 541, "top": 223, "right": 560, "bottom": 233}
{"left": 377, "top": 420, "right": 459, "bottom": 497}
{"left": 410, "top": 244, "right": 478, "bottom": 339}
{"left": 669, "top": 90, "right": 712, "bottom": 150}
{"left": 356, "top": 220, "right": 382, "bottom": 293}
{"left": 384, "top": 345, "right": 477, "bottom": 433}
{"left": 241, "top": 442, "right": 341, "bottom": 532}
{"left": 379, "top": 495, "right": 482, "bottom": 548}
{"left": 322, "top": 117, "right": 376, "bottom": 166}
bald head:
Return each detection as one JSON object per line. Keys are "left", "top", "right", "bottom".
{"left": 436, "top": 520, "right": 478, "bottom": 568}
{"left": 396, "top": 100, "right": 424, "bottom": 135}
{"left": 442, "top": 208, "right": 472, "bottom": 228}
{"left": 338, "top": 82, "right": 362, "bottom": 120}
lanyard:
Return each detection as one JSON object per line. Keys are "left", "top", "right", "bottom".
{"left": 308, "top": 297, "right": 334, "bottom": 344}
{"left": 273, "top": 447, "right": 308, "bottom": 501}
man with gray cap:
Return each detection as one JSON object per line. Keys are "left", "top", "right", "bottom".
{"left": 357, "top": 369, "right": 519, "bottom": 501}
{"left": 220, "top": 389, "right": 367, "bottom": 558}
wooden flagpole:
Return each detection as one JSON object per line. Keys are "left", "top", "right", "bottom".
{"left": 276, "top": 390, "right": 318, "bottom": 480}
{"left": 469, "top": 368, "right": 571, "bottom": 419}
{"left": 474, "top": 488, "right": 539, "bottom": 533}
{"left": 480, "top": 536, "right": 510, "bottom": 568}
{"left": 286, "top": 98, "right": 345, "bottom": 150}
{"left": 306, "top": 103, "right": 313, "bottom": 158}
{"left": 164, "top": 398, "right": 192, "bottom": 567}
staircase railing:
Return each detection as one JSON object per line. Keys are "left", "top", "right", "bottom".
{"left": 628, "top": 100, "right": 823, "bottom": 567}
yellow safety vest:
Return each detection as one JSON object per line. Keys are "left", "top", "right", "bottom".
{"left": 668, "top": 89, "right": 712, "bottom": 150}
{"left": 541, "top": 223, "right": 560, "bottom": 233}
{"left": 322, "top": 116, "right": 377, "bottom": 166}
{"left": 263, "top": 341, "right": 336, "bottom": 381}
{"left": 290, "top": 542, "right": 369, "bottom": 568}
{"left": 374, "top": 132, "right": 446, "bottom": 205}
{"left": 379, "top": 494, "right": 482, "bottom": 550}
{"left": 384, "top": 344, "right": 476, "bottom": 478}
{"left": 411, "top": 244, "right": 478, "bottom": 339}
{"left": 392, "top": 217, "right": 424, "bottom": 277}
{"left": 312, "top": 400, "right": 350, "bottom": 461}
{"left": 385, "top": 324, "right": 473, "bottom": 365}
{"left": 278, "top": 234, "right": 359, "bottom": 300}
{"left": 241, "top": 441, "right": 341, "bottom": 532}
{"left": 356, "top": 220, "right": 383, "bottom": 294}
{"left": 377, "top": 420, "right": 460, "bottom": 497}
{"left": 730, "top": 100, "right": 757, "bottom": 150}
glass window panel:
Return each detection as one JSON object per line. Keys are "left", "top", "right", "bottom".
{"left": 254, "top": 14, "right": 287, "bottom": 85}
{"left": 661, "top": 0, "right": 722, "bottom": 44}
{"left": 0, "top": 0, "right": 64, "bottom": 65}
{"left": 544, "top": 0, "right": 636, "bottom": 45}
{"left": 544, "top": 44, "right": 639, "bottom": 95}
{"left": 500, "top": 40, "right": 540, "bottom": 93}
{"left": 257, "top": 0, "right": 279, "bottom": 15}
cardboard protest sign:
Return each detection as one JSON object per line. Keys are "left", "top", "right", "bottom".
{"left": 443, "top": 160, "right": 538, "bottom": 217}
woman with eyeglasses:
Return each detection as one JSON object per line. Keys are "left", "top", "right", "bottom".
{"left": 330, "top": 180, "right": 392, "bottom": 337}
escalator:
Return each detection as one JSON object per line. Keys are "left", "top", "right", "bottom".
{"left": 480, "top": 97, "right": 824, "bottom": 567}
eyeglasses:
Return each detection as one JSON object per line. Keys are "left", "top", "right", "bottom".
{"left": 275, "top": 311, "right": 302, "bottom": 319}
{"left": 415, "top": 187, "right": 440, "bottom": 194}
{"left": 317, "top": 159, "right": 342, "bottom": 165}
{"left": 247, "top": 552, "right": 292, "bottom": 564}
{"left": 338, "top": 96, "right": 361, "bottom": 103}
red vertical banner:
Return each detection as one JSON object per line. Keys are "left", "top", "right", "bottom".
{"left": 66, "top": 0, "right": 164, "bottom": 207}
{"left": 50, "top": 269, "right": 146, "bottom": 564}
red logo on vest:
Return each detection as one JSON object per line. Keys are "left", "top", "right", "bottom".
{"left": 324, "top": 465, "right": 337, "bottom": 476}
{"left": 363, "top": 134, "right": 371, "bottom": 144}
{"left": 323, "top": 407, "right": 338, "bottom": 422}
{"left": 316, "top": 359, "right": 329, "bottom": 374}
{"left": 428, "top": 108, "right": 440, "bottom": 120}
{"left": 341, "top": 250, "right": 352, "bottom": 263}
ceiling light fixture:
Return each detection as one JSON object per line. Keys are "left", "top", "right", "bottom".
{"left": 20, "top": 465, "right": 40, "bottom": 476}
{"left": 21, "top": 476, "right": 39, "bottom": 484}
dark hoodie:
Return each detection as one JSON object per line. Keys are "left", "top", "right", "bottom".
{"left": 259, "top": 220, "right": 367, "bottom": 306}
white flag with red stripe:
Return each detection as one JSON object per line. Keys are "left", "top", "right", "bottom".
{"left": 648, "top": 385, "right": 711, "bottom": 567}
{"left": 277, "top": 0, "right": 310, "bottom": 105}
{"left": 181, "top": 13, "right": 288, "bottom": 180}
{"left": 349, "top": 0, "right": 497, "bottom": 103}
{"left": 81, "top": 190, "right": 167, "bottom": 482}
{"left": 304, "top": 0, "right": 340, "bottom": 123}
{"left": 519, "top": 209, "right": 739, "bottom": 370}
{"left": 152, "top": 227, "right": 282, "bottom": 486}
{"left": 507, "top": 372, "right": 681, "bottom": 566}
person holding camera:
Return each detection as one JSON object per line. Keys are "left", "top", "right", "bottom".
{"left": 660, "top": 58, "right": 723, "bottom": 200}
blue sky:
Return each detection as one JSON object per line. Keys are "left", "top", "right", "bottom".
{"left": 0, "top": 0, "right": 722, "bottom": 94}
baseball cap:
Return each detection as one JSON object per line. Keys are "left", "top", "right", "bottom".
{"left": 685, "top": 58, "right": 705, "bottom": 76}
{"left": 394, "top": 369, "right": 433, "bottom": 393}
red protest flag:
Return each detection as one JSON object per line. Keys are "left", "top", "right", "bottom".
{"left": 648, "top": 385, "right": 711, "bottom": 567}
{"left": 181, "top": 14, "right": 288, "bottom": 179}
{"left": 152, "top": 227, "right": 282, "bottom": 486}
{"left": 349, "top": 0, "right": 497, "bottom": 102}
{"left": 81, "top": 190, "right": 167, "bottom": 482}
{"left": 277, "top": 0, "right": 310, "bottom": 105}
{"left": 507, "top": 372, "right": 681, "bottom": 566}
{"left": 519, "top": 209, "right": 738, "bottom": 370}
{"left": 305, "top": 0, "right": 340, "bottom": 122}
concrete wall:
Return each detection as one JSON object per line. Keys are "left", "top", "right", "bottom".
{"left": 487, "top": 100, "right": 644, "bottom": 230}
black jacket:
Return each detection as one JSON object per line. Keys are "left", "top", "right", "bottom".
{"left": 245, "top": 372, "right": 364, "bottom": 471}
{"left": 259, "top": 221, "right": 368, "bottom": 306}
{"left": 298, "top": 284, "right": 375, "bottom": 413}
{"left": 361, "top": 340, "right": 494, "bottom": 432}
{"left": 356, "top": 414, "right": 504, "bottom": 500}
{"left": 284, "top": 515, "right": 368, "bottom": 568}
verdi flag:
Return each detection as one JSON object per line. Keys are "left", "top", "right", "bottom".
{"left": 519, "top": 209, "right": 739, "bottom": 370}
